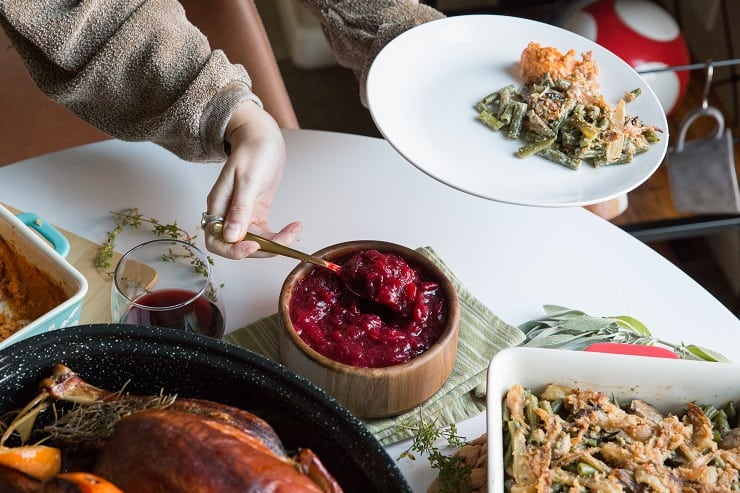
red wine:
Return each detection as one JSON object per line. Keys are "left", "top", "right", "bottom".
{"left": 120, "top": 288, "right": 225, "bottom": 338}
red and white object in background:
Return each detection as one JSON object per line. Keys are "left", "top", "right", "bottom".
{"left": 585, "top": 342, "right": 680, "bottom": 359}
{"left": 562, "top": 0, "right": 691, "bottom": 115}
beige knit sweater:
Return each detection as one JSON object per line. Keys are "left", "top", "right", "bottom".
{"left": 294, "top": 1, "right": 445, "bottom": 105}
{"left": 0, "top": 0, "right": 444, "bottom": 162}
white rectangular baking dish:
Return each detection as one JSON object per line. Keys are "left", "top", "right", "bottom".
{"left": 0, "top": 204, "right": 88, "bottom": 350}
{"left": 486, "top": 346, "right": 740, "bottom": 492}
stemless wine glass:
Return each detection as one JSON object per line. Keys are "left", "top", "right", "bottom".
{"left": 111, "top": 239, "right": 225, "bottom": 338}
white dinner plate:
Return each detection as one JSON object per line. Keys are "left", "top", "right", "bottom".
{"left": 366, "top": 15, "right": 669, "bottom": 207}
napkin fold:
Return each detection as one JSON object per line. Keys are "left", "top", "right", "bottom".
{"left": 225, "top": 247, "right": 525, "bottom": 446}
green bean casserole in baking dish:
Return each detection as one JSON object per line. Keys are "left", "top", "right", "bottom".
{"left": 502, "top": 383, "right": 740, "bottom": 492}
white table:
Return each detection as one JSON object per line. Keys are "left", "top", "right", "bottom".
{"left": 1, "top": 129, "right": 738, "bottom": 491}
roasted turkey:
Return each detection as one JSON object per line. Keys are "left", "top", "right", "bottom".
{"left": 0, "top": 364, "right": 343, "bottom": 493}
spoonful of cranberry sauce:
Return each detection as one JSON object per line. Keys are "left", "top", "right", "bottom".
{"left": 202, "top": 217, "right": 417, "bottom": 314}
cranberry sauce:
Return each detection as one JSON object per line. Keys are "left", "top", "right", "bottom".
{"left": 289, "top": 250, "right": 448, "bottom": 368}
{"left": 341, "top": 249, "right": 418, "bottom": 315}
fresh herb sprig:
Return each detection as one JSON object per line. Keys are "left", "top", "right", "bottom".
{"left": 94, "top": 208, "right": 221, "bottom": 300}
{"left": 519, "top": 304, "right": 730, "bottom": 362}
{"left": 94, "top": 208, "right": 201, "bottom": 276}
{"left": 45, "top": 391, "right": 177, "bottom": 444}
{"left": 398, "top": 410, "right": 471, "bottom": 493}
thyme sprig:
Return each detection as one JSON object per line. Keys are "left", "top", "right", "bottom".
{"left": 398, "top": 410, "right": 471, "bottom": 493}
{"left": 94, "top": 208, "right": 202, "bottom": 277}
{"left": 45, "top": 390, "right": 177, "bottom": 444}
{"left": 95, "top": 208, "right": 223, "bottom": 304}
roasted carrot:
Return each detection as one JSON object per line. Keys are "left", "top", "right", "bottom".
{"left": 0, "top": 445, "right": 61, "bottom": 482}
{"left": 42, "top": 472, "right": 124, "bottom": 493}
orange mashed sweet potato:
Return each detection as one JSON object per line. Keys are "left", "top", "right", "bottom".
{"left": 0, "top": 237, "right": 67, "bottom": 341}
{"left": 519, "top": 41, "right": 599, "bottom": 87}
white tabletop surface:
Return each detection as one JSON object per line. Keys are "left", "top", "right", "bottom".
{"left": 1, "top": 129, "right": 738, "bottom": 491}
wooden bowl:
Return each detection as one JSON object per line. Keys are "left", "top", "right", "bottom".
{"left": 278, "top": 240, "right": 459, "bottom": 418}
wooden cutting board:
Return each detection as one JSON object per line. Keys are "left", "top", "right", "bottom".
{"left": 62, "top": 227, "right": 115, "bottom": 324}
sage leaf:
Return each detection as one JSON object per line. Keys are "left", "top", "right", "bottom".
{"left": 556, "top": 317, "right": 619, "bottom": 333}
{"left": 542, "top": 305, "right": 585, "bottom": 317}
{"left": 683, "top": 344, "right": 732, "bottom": 363}
{"left": 518, "top": 306, "right": 731, "bottom": 363}
{"left": 613, "top": 315, "right": 651, "bottom": 336}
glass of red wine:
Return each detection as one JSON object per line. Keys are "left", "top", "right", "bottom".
{"left": 111, "top": 239, "right": 225, "bottom": 338}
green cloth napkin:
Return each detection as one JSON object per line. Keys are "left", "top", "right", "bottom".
{"left": 225, "top": 247, "right": 525, "bottom": 446}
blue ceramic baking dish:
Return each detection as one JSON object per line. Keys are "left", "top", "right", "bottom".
{"left": 0, "top": 204, "right": 88, "bottom": 349}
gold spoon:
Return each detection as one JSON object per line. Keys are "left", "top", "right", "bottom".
{"left": 201, "top": 215, "right": 414, "bottom": 314}
{"left": 201, "top": 214, "right": 344, "bottom": 274}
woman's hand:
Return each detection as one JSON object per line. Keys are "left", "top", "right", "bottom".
{"left": 204, "top": 101, "right": 302, "bottom": 260}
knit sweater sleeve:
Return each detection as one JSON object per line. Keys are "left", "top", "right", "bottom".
{"left": 294, "top": 0, "right": 445, "bottom": 105}
{"left": 0, "top": 0, "right": 261, "bottom": 162}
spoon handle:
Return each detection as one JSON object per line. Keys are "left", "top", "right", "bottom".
{"left": 206, "top": 221, "right": 342, "bottom": 272}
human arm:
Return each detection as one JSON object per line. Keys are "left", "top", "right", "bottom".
{"left": 0, "top": 0, "right": 256, "bottom": 162}
{"left": 294, "top": 0, "right": 446, "bottom": 105}
{"left": 203, "top": 0, "right": 445, "bottom": 257}
{"left": 0, "top": 0, "right": 300, "bottom": 259}
{"left": 204, "top": 100, "right": 303, "bottom": 259}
